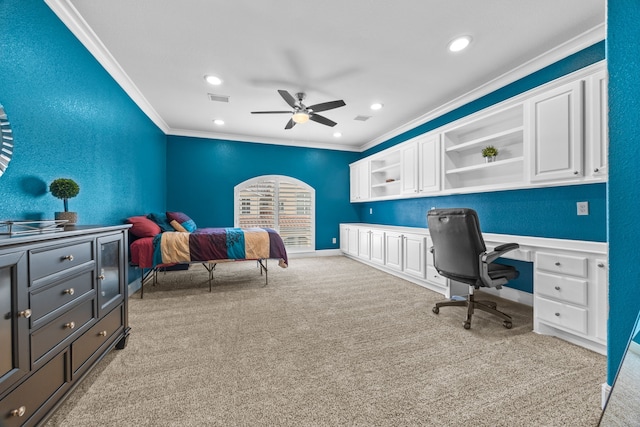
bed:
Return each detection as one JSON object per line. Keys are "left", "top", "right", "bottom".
{"left": 127, "top": 213, "right": 288, "bottom": 297}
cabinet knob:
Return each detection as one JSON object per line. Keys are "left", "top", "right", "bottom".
{"left": 63, "top": 288, "right": 75, "bottom": 295}
{"left": 64, "top": 321, "right": 76, "bottom": 329}
{"left": 598, "top": 263, "right": 605, "bottom": 268}
{"left": 97, "top": 274, "right": 106, "bottom": 280}
{"left": 98, "top": 330, "right": 108, "bottom": 337}
{"left": 573, "top": 171, "right": 579, "bottom": 175}
{"left": 555, "top": 312, "right": 560, "bottom": 317}
{"left": 554, "top": 286, "right": 561, "bottom": 291}
{"left": 62, "top": 254, "right": 74, "bottom": 261}
{"left": 594, "top": 168, "right": 599, "bottom": 173}
{"left": 18, "top": 309, "right": 32, "bottom": 319}
{"left": 10, "top": 406, "right": 26, "bottom": 417}
{"left": 554, "top": 262, "right": 561, "bottom": 266}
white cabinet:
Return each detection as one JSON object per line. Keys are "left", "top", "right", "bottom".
{"left": 349, "top": 160, "right": 370, "bottom": 202}
{"left": 402, "top": 233, "right": 426, "bottom": 280}
{"left": 400, "top": 143, "right": 418, "bottom": 195}
{"left": 384, "top": 231, "right": 403, "bottom": 272}
{"left": 357, "top": 228, "right": 371, "bottom": 259}
{"left": 370, "top": 229, "right": 385, "bottom": 266}
{"left": 586, "top": 69, "right": 608, "bottom": 178}
{"left": 418, "top": 134, "right": 441, "bottom": 194}
{"left": 369, "top": 149, "right": 401, "bottom": 199}
{"left": 347, "top": 226, "right": 358, "bottom": 256}
{"left": 529, "top": 80, "right": 584, "bottom": 182}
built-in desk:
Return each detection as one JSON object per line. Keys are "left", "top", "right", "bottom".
{"left": 340, "top": 223, "right": 608, "bottom": 355}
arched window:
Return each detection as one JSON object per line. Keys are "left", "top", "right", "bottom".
{"left": 234, "top": 175, "right": 315, "bottom": 253}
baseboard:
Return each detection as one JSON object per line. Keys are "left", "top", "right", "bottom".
{"left": 601, "top": 382, "right": 611, "bottom": 409}
{"left": 289, "top": 249, "right": 342, "bottom": 258}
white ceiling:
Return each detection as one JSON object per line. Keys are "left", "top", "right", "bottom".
{"left": 46, "top": 0, "right": 605, "bottom": 152}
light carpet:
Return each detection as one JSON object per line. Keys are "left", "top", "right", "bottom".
{"left": 45, "top": 256, "right": 606, "bottom": 426}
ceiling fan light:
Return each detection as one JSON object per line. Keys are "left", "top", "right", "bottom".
{"left": 292, "top": 111, "right": 310, "bottom": 124}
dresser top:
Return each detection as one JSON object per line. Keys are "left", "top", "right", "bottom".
{"left": 0, "top": 224, "right": 131, "bottom": 248}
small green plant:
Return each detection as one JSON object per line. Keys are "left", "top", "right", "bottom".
{"left": 50, "top": 178, "right": 80, "bottom": 212}
{"left": 481, "top": 145, "right": 499, "bottom": 158}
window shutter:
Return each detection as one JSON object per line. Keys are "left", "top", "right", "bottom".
{"left": 237, "top": 179, "right": 277, "bottom": 229}
{"left": 278, "top": 180, "right": 312, "bottom": 250}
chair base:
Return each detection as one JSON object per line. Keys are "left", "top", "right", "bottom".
{"left": 432, "top": 292, "right": 513, "bottom": 329}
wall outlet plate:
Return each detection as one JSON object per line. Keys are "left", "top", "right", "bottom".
{"left": 577, "top": 201, "right": 589, "bottom": 216}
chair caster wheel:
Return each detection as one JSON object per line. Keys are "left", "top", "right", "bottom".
{"left": 463, "top": 321, "right": 471, "bottom": 329}
{"left": 432, "top": 307, "right": 440, "bottom": 314}
{"left": 503, "top": 321, "right": 513, "bottom": 329}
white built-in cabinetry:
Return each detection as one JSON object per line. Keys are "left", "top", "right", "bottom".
{"left": 340, "top": 223, "right": 608, "bottom": 355}
{"left": 349, "top": 62, "right": 607, "bottom": 201}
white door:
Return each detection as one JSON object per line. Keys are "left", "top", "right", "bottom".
{"left": 586, "top": 70, "right": 608, "bottom": 178}
{"left": 358, "top": 229, "right": 371, "bottom": 260}
{"left": 385, "top": 232, "right": 403, "bottom": 272}
{"left": 418, "top": 134, "right": 441, "bottom": 194}
{"left": 403, "top": 233, "right": 426, "bottom": 279}
{"left": 400, "top": 142, "right": 418, "bottom": 195}
{"left": 529, "top": 80, "right": 584, "bottom": 182}
{"left": 347, "top": 227, "right": 359, "bottom": 256}
{"left": 370, "top": 229, "right": 385, "bottom": 265}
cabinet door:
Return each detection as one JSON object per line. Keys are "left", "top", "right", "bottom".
{"left": 400, "top": 142, "right": 418, "bottom": 195}
{"left": 349, "top": 161, "right": 370, "bottom": 202}
{"left": 385, "top": 232, "right": 403, "bottom": 272}
{"left": 357, "top": 229, "right": 371, "bottom": 260}
{"left": 418, "top": 134, "right": 441, "bottom": 193}
{"left": 347, "top": 227, "right": 359, "bottom": 256}
{"left": 0, "top": 251, "right": 29, "bottom": 396}
{"left": 529, "top": 80, "right": 584, "bottom": 182}
{"left": 96, "top": 234, "right": 125, "bottom": 316}
{"left": 587, "top": 70, "right": 608, "bottom": 178}
{"left": 403, "top": 233, "right": 426, "bottom": 279}
{"left": 370, "top": 229, "right": 385, "bottom": 265}
{"left": 339, "top": 225, "right": 349, "bottom": 252}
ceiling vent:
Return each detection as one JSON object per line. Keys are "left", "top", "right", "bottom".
{"left": 354, "top": 115, "right": 371, "bottom": 121}
{"left": 208, "top": 93, "right": 230, "bottom": 103}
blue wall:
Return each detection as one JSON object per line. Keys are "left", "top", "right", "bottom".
{"left": 0, "top": 1, "right": 166, "bottom": 225}
{"left": 166, "top": 136, "right": 360, "bottom": 250}
{"left": 607, "top": 1, "right": 640, "bottom": 384}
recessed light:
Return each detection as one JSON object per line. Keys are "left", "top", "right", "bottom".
{"left": 213, "top": 119, "right": 225, "bottom": 125}
{"left": 448, "top": 36, "right": 472, "bottom": 52}
{"left": 333, "top": 132, "right": 342, "bottom": 138}
{"left": 370, "top": 103, "right": 383, "bottom": 110}
{"left": 204, "top": 75, "right": 223, "bottom": 85}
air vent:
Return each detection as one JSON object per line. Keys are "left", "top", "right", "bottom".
{"left": 354, "top": 115, "right": 371, "bottom": 121}
{"left": 208, "top": 93, "right": 230, "bottom": 103}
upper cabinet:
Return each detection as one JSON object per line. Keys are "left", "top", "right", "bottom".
{"left": 529, "top": 80, "right": 584, "bottom": 182}
{"left": 349, "top": 62, "right": 607, "bottom": 202}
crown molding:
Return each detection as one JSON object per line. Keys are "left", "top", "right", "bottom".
{"left": 359, "top": 24, "right": 606, "bottom": 152}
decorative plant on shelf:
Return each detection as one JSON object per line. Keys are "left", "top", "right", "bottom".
{"left": 50, "top": 178, "right": 80, "bottom": 224}
{"left": 481, "top": 145, "right": 499, "bottom": 162}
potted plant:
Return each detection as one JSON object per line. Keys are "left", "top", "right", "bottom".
{"left": 50, "top": 178, "right": 80, "bottom": 224}
{"left": 481, "top": 145, "right": 499, "bottom": 162}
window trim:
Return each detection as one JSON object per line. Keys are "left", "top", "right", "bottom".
{"left": 234, "top": 175, "right": 315, "bottom": 253}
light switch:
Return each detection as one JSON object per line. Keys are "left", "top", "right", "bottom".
{"left": 577, "top": 201, "right": 589, "bottom": 216}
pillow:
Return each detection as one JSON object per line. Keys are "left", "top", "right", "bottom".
{"left": 146, "top": 212, "right": 174, "bottom": 232}
{"left": 127, "top": 216, "right": 162, "bottom": 238}
{"left": 166, "top": 211, "right": 197, "bottom": 232}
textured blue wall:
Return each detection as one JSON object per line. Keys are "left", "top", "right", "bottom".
{"left": 0, "top": 1, "right": 166, "bottom": 225}
{"left": 166, "top": 136, "right": 360, "bottom": 250}
{"left": 607, "top": 1, "right": 640, "bottom": 384}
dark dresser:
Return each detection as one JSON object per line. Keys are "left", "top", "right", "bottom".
{"left": 0, "top": 225, "right": 130, "bottom": 426}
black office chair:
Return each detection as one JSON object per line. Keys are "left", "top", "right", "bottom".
{"left": 427, "top": 208, "right": 519, "bottom": 329}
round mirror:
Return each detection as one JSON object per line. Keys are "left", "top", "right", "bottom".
{"left": 0, "top": 104, "right": 13, "bottom": 177}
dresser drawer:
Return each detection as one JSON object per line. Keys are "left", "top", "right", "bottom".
{"left": 72, "top": 305, "right": 123, "bottom": 375}
{"left": 535, "top": 252, "right": 588, "bottom": 278}
{"left": 31, "top": 299, "right": 95, "bottom": 364}
{"left": 535, "top": 271, "right": 588, "bottom": 306}
{"left": 426, "top": 265, "right": 447, "bottom": 286}
{"left": 29, "top": 240, "right": 93, "bottom": 283}
{"left": 30, "top": 269, "right": 94, "bottom": 324}
{"left": 0, "top": 350, "right": 68, "bottom": 427}
{"left": 535, "top": 296, "right": 588, "bottom": 335}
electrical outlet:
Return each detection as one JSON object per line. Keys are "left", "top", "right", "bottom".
{"left": 332, "top": 237, "right": 336, "bottom": 244}
{"left": 577, "top": 201, "right": 589, "bottom": 216}
{"left": 369, "top": 208, "right": 373, "bottom": 214}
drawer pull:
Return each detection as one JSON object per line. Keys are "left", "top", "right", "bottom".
{"left": 554, "top": 262, "right": 561, "bottom": 266}
{"left": 62, "top": 254, "right": 74, "bottom": 261}
{"left": 97, "top": 274, "right": 106, "bottom": 280}
{"left": 64, "top": 321, "right": 76, "bottom": 329}
{"left": 18, "top": 309, "right": 32, "bottom": 319}
{"left": 63, "top": 288, "right": 75, "bottom": 295}
{"left": 554, "top": 286, "right": 561, "bottom": 291}
{"left": 598, "top": 263, "right": 605, "bottom": 268}
{"left": 555, "top": 312, "right": 560, "bottom": 317}
{"left": 98, "top": 330, "right": 108, "bottom": 337}
{"left": 11, "top": 406, "right": 26, "bottom": 417}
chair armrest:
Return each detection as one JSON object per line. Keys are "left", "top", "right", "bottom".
{"left": 481, "top": 242, "right": 520, "bottom": 264}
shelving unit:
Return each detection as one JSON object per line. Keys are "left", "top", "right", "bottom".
{"left": 443, "top": 104, "right": 525, "bottom": 191}
{"left": 370, "top": 149, "right": 401, "bottom": 198}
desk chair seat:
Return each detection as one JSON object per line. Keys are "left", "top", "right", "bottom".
{"left": 427, "top": 208, "right": 520, "bottom": 330}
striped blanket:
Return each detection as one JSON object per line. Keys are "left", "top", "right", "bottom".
{"left": 151, "top": 227, "right": 288, "bottom": 268}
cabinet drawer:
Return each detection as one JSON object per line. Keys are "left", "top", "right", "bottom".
{"left": 0, "top": 350, "right": 68, "bottom": 427}
{"left": 30, "top": 269, "right": 94, "bottom": 323}
{"left": 535, "top": 296, "right": 588, "bottom": 335}
{"left": 535, "top": 252, "right": 588, "bottom": 277}
{"left": 29, "top": 241, "right": 93, "bottom": 283}
{"left": 426, "top": 266, "right": 447, "bottom": 286}
{"left": 31, "top": 299, "right": 95, "bottom": 364}
{"left": 72, "top": 305, "right": 123, "bottom": 375}
{"left": 535, "top": 271, "right": 588, "bottom": 306}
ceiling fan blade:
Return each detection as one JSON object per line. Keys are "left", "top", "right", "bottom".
{"left": 285, "top": 118, "right": 296, "bottom": 129}
{"left": 308, "top": 100, "right": 346, "bottom": 113}
{"left": 309, "top": 114, "right": 337, "bottom": 127}
{"left": 278, "top": 90, "right": 298, "bottom": 108}
{"left": 251, "top": 111, "right": 292, "bottom": 114}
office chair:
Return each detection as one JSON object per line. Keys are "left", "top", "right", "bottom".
{"left": 427, "top": 208, "right": 519, "bottom": 329}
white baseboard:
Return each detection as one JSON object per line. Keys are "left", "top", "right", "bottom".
{"left": 288, "top": 249, "right": 342, "bottom": 258}
{"left": 601, "top": 382, "right": 611, "bottom": 409}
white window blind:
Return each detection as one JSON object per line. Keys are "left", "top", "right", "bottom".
{"left": 235, "top": 176, "right": 315, "bottom": 252}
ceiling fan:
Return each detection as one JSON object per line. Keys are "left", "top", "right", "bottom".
{"left": 251, "top": 90, "right": 346, "bottom": 129}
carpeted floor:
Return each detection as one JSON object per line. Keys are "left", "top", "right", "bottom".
{"left": 45, "top": 256, "right": 606, "bottom": 426}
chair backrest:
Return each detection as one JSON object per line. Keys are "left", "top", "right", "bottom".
{"left": 427, "top": 208, "right": 486, "bottom": 285}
